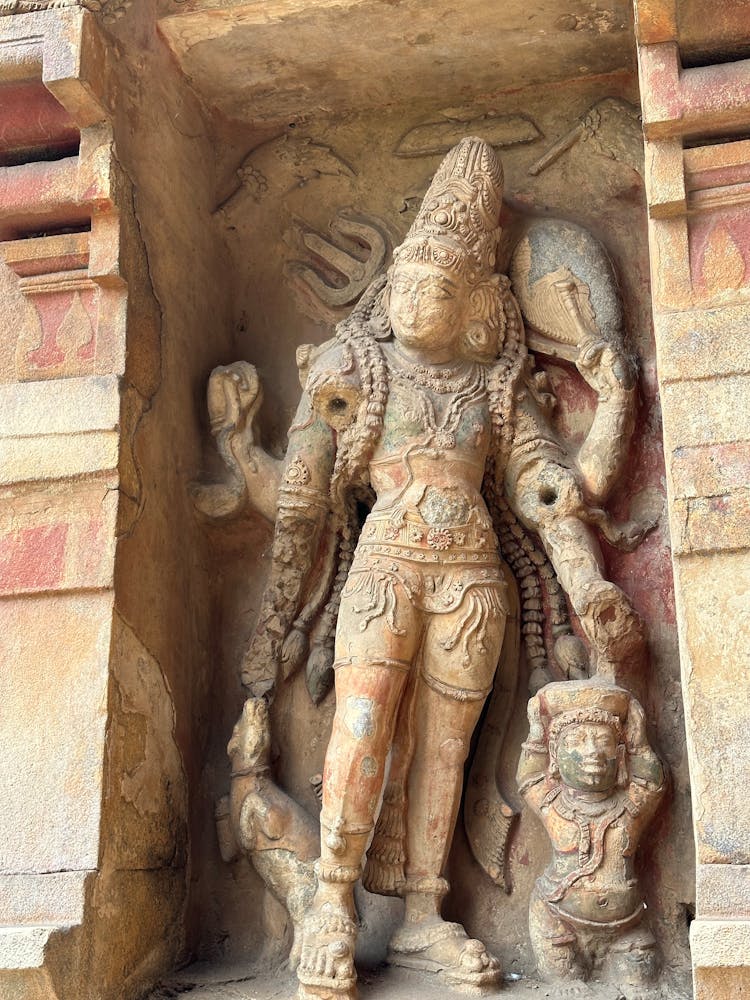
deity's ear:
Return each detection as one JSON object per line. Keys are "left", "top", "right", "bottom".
{"left": 465, "top": 274, "right": 504, "bottom": 362}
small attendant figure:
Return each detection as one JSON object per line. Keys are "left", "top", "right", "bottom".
{"left": 517, "top": 680, "right": 666, "bottom": 992}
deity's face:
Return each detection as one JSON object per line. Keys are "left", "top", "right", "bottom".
{"left": 555, "top": 722, "right": 619, "bottom": 793}
{"left": 388, "top": 262, "right": 470, "bottom": 358}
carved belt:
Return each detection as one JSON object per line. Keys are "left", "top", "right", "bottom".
{"left": 546, "top": 899, "right": 645, "bottom": 934}
{"left": 359, "top": 512, "right": 498, "bottom": 562}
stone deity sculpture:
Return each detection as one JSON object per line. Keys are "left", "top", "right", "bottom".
{"left": 198, "top": 137, "right": 653, "bottom": 999}
{"left": 517, "top": 680, "right": 665, "bottom": 990}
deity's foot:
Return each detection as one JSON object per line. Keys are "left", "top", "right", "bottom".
{"left": 387, "top": 918, "right": 502, "bottom": 991}
{"left": 297, "top": 900, "right": 358, "bottom": 1000}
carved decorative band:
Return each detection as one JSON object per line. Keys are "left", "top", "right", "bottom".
{"left": 320, "top": 816, "right": 373, "bottom": 837}
{"left": 333, "top": 656, "right": 411, "bottom": 674}
{"left": 356, "top": 542, "right": 499, "bottom": 567}
{"left": 403, "top": 875, "right": 450, "bottom": 897}
{"left": 360, "top": 512, "right": 496, "bottom": 556}
{"left": 687, "top": 182, "right": 750, "bottom": 214}
{"left": 546, "top": 899, "right": 645, "bottom": 933}
{"left": 315, "top": 861, "right": 362, "bottom": 884}
{"left": 420, "top": 670, "right": 491, "bottom": 703}
{"left": 19, "top": 274, "right": 96, "bottom": 296}
{"left": 277, "top": 484, "right": 329, "bottom": 513}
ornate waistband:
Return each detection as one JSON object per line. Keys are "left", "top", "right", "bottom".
{"left": 359, "top": 512, "right": 497, "bottom": 559}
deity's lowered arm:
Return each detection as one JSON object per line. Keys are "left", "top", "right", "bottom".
{"left": 239, "top": 385, "right": 337, "bottom": 699}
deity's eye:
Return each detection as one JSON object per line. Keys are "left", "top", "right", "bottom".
{"left": 562, "top": 728, "right": 591, "bottom": 749}
{"left": 593, "top": 732, "right": 616, "bottom": 748}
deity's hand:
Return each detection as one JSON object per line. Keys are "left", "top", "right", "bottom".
{"left": 526, "top": 694, "right": 546, "bottom": 747}
{"left": 573, "top": 336, "right": 638, "bottom": 504}
{"left": 575, "top": 337, "right": 635, "bottom": 401}
{"left": 621, "top": 699, "right": 664, "bottom": 788}
{"left": 582, "top": 506, "right": 657, "bottom": 552}
{"left": 624, "top": 697, "right": 651, "bottom": 751}
{"left": 191, "top": 361, "right": 283, "bottom": 522}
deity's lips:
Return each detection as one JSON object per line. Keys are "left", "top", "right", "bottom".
{"left": 577, "top": 757, "right": 613, "bottom": 774}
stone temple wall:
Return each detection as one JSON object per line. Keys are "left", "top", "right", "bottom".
{"left": 0, "top": 1, "right": 747, "bottom": 998}
{"left": 635, "top": 3, "right": 750, "bottom": 997}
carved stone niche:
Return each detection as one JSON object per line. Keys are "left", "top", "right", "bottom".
{"left": 191, "top": 119, "right": 691, "bottom": 1000}
{"left": 0, "top": 1, "right": 708, "bottom": 998}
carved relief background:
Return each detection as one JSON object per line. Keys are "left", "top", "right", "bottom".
{"left": 191, "top": 74, "right": 693, "bottom": 988}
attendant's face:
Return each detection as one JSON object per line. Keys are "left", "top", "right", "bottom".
{"left": 556, "top": 722, "right": 619, "bottom": 792}
{"left": 388, "top": 262, "right": 469, "bottom": 355}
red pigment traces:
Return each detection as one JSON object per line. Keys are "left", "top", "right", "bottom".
{"left": 77, "top": 516, "right": 106, "bottom": 583}
{"left": 26, "top": 292, "right": 74, "bottom": 368}
{"left": 546, "top": 364, "right": 597, "bottom": 446}
{"left": 600, "top": 384, "right": 675, "bottom": 626}
{"left": 691, "top": 208, "right": 750, "bottom": 292}
{"left": 0, "top": 523, "right": 68, "bottom": 594}
{"left": 76, "top": 287, "right": 98, "bottom": 360}
{"left": 509, "top": 844, "right": 530, "bottom": 867}
{"left": 0, "top": 82, "right": 78, "bottom": 163}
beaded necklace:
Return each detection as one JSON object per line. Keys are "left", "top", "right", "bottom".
{"left": 386, "top": 345, "right": 487, "bottom": 450}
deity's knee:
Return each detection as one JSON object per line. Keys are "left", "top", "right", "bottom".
{"left": 439, "top": 735, "right": 468, "bottom": 768}
{"left": 529, "top": 892, "right": 583, "bottom": 982}
{"left": 603, "top": 924, "right": 659, "bottom": 985}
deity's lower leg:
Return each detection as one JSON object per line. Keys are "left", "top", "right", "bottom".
{"left": 528, "top": 890, "right": 584, "bottom": 982}
{"left": 402, "top": 679, "right": 484, "bottom": 923}
{"left": 363, "top": 668, "right": 419, "bottom": 895}
{"left": 385, "top": 677, "right": 502, "bottom": 988}
{"left": 298, "top": 661, "right": 407, "bottom": 996}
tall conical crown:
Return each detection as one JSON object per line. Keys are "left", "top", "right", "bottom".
{"left": 393, "top": 136, "right": 503, "bottom": 285}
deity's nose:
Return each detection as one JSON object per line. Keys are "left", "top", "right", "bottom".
{"left": 403, "top": 292, "right": 421, "bottom": 322}
{"left": 580, "top": 735, "right": 604, "bottom": 758}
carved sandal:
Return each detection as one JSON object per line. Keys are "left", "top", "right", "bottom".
{"left": 388, "top": 919, "right": 502, "bottom": 989}
{"left": 297, "top": 902, "right": 358, "bottom": 998}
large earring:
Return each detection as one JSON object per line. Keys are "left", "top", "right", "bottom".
{"left": 616, "top": 743, "right": 628, "bottom": 787}
{"left": 467, "top": 278, "right": 503, "bottom": 360}
{"left": 370, "top": 280, "right": 392, "bottom": 339}
{"left": 548, "top": 742, "right": 560, "bottom": 780}
{"left": 463, "top": 320, "right": 492, "bottom": 359}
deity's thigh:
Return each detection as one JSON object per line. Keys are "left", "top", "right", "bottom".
{"left": 600, "top": 922, "right": 659, "bottom": 986}
{"left": 403, "top": 595, "right": 506, "bottom": 880}
{"left": 529, "top": 890, "right": 584, "bottom": 982}
{"left": 321, "top": 576, "right": 422, "bottom": 839}
{"left": 420, "top": 583, "right": 507, "bottom": 699}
